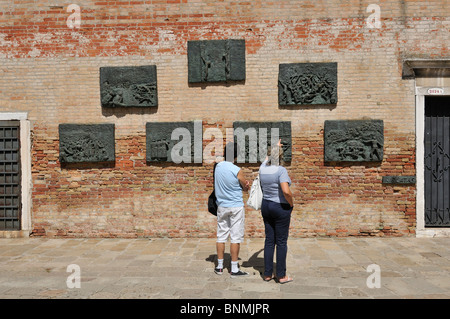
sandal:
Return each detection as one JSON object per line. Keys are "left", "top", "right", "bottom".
{"left": 277, "top": 276, "right": 293, "bottom": 284}
{"left": 263, "top": 275, "right": 274, "bottom": 282}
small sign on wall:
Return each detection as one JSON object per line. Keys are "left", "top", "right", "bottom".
{"left": 427, "top": 88, "right": 444, "bottom": 95}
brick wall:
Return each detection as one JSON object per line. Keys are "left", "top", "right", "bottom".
{"left": 0, "top": 0, "right": 448, "bottom": 237}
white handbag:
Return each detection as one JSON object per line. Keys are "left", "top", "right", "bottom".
{"left": 247, "top": 174, "right": 263, "bottom": 210}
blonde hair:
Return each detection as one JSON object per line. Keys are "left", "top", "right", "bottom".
{"left": 266, "top": 145, "right": 285, "bottom": 166}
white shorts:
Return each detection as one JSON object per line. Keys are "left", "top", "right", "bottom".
{"left": 216, "top": 206, "right": 245, "bottom": 244}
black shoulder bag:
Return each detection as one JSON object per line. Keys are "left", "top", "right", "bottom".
{"left": 207, "top": 163, "right": 218, "bottom": 216}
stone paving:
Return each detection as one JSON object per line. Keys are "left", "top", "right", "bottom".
{"left": 0, "top": 237, "right": 449, "bottom": 299}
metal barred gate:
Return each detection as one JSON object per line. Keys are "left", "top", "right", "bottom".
{"left": 424, "top": 96, "right": 450, "bottom": 227}
{"left": 0, "top": 121, "right": 21, "bottom": 230}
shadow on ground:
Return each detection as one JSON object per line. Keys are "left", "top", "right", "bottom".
{"left": 206, "top": 248, "right": 275, "bottom": 279}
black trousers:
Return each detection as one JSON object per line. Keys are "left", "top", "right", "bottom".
{"left": 261, "top": 199, "right": 293, "bottom": 278}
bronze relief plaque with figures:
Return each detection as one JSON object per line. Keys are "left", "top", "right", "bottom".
{"left": 59, "top": 124, "right": 115, "bottom": 163}
{"left": 146, "top": 122, "right": 202, "bottom": 163}
{"left": 232, "top": 121, "right": 292, "bottom": 163}
{"left": 278, "top": 62, "right": 337, "bottom": 105}
{"left": 100, "top": 65, "right": 158, "bottom": 108}
{"left": 188, "top": 39, "right": 245, "bottom": 83}
{"left": 324, "top": 120, "right": 383, "bottom": 162}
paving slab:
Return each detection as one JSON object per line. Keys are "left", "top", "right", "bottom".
{"left": 0, "top": 237, "right": 448, "bottom": 299}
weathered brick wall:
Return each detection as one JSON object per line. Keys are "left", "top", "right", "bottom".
{"left": 0, "top": 0, "right": 448, "bottom": 237}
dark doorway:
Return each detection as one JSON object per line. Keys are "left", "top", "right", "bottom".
{"left": 424, "top": 96, "right": 450, "bottom": 227}
{"left": 0, "top": 121, "right": 21, "bottom": 230}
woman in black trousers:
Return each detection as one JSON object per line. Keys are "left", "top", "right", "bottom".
{"left": 259, "top": 140, "right": 294, "bottom": 283}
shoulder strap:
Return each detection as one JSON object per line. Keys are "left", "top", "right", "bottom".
{"left": 213, "top": 162, "right": 217, "bottom": 187}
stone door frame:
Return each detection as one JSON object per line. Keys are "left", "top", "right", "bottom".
{"left": 416, "top": 87, "right": 450, "bottom": 237}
